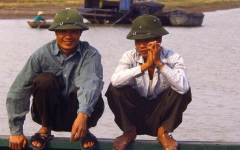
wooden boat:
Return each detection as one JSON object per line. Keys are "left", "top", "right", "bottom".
{"left": 77, "top": 8, "right": 129, "bottom": 24}
{"left": 78, "top": 0, "right": 167, "bottom": 25}
{"left": 169, "top": 10, "right": 204, "bottom": 26}
{"left": 0, "top": 135, "right": 240, "bottom": 150}
{"left": 78, "top": 0, "right": 204, "bottom": 27}
{"left": 27, "top": 21, "right": 52, "bottom": 28}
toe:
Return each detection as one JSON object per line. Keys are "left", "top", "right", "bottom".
{"left": 83, "top": 141, "right": 95, "bottom": 149}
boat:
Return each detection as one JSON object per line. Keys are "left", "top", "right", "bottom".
{"left": 77, "top": 0, "right": 204, "bottom": 26}
{"left": 0, "top": 135, "right": 240, "bottom": 150}
{"left": 169, "top": 10, "right": 204, "bottom": 26}
{"left": 77, "top": 0, "right": 168, "bottom": 25}
{"left": 27, "top": 21, "right": 52, "bottom": 28}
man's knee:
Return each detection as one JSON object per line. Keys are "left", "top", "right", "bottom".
{"left": 182, "top": 88, "right": 192, "bottom": 104}
{"left": 34, "top": 72, "right": 56, "bottom": 82}
{"left": 33, "top": 72, "right": 58, "bottom": 88}
{"left": 106, "top": 83, "right": 132, "bottom": 95}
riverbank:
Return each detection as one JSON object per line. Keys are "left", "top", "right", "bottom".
{"left": 0, "top": 0, "right": 239, "bottom": 19}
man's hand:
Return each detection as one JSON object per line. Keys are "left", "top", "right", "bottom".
{"left": 70, "top": 112, "right": 88, "bottom": 142}
{"left": 146, "top": 49, "right": 154, "bottom": 66}
{"left": 148, "top": 41, "right": 162, "bottom": 65}
{"left": 9, "top": 134, "right": 27, "bottom": 150}
{"left": 141, "top": 45, "right": 155, "bottom": 72}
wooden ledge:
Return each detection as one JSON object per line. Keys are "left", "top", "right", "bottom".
{"left": 0, "top": 135, "right": 239, "bottom": 150}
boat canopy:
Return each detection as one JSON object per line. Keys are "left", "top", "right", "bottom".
{"left": 83, "top": 0, "right": 134, "bottom": 12}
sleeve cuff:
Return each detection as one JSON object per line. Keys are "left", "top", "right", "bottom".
{"left": 9, "top": 123, "right": 23, "bottom": 135}
{"left": 77, "top": 104, "right": 93, "bottom": 117}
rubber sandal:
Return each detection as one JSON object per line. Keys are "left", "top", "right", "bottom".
{"left": 30, "top": 133, "right": 54, "bottom": 150}
{"left": 80, "top": 132, "right": 99, "bottom": 150}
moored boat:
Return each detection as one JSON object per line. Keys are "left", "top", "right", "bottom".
{"left": 187, "top": 12, "right": 205, "bottom": 26}
{"left": 78, "top": 0, "right": 166, "bottom": 25}
{"left": 77, "top": 8, "right": 128, "bottom": 24}
{"left": 77, "top": 0, "right": 204, "bottom": 27}
{"left": 169, "top": 10, "right": 204, "bottom": 26}
{"left": 27, "top": 21, "right": 52, "bottom": 28}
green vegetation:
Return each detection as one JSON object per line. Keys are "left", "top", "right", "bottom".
{"left": 156, "top": 0, "right": 240, "bottom": 12}
{"left": 0, "top": 0, "right": 83, "bottom": 7}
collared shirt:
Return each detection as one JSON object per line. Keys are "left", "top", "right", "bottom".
{"left": 111, "top": 47, "right": 190, "bottom": 99}
{"left": 6, "top": 40, "right": 104, "bottom": 135}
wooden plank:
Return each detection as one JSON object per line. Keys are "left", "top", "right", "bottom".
{"left": 0, "top": 135, "right": 239, "bottom": 150}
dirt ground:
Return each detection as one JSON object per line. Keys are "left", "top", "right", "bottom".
{"left": 0, "top": 2, "right": 239, "bottom": 19}
{"left": 0, "top": 3, "right": 83, "bottom": 19}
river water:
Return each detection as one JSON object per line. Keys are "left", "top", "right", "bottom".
{"left": 0, "top": 8, "right": 239, "bottom": 142}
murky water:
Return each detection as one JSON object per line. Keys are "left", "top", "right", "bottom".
{"left": 0, "top": 8, "right": 239, "bottom": 142}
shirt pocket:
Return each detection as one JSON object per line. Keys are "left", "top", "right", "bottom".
{"left": 135, "top": 77, "right": 142, "bottom": 86}
{"left": 42, "top": 62, "right": 62, "bottom": 75}
{"left": 70, "top": 72, "right": 80, "bottom": 85}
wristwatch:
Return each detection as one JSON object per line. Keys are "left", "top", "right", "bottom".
{"left": 155, "top": 62, "right": 164, "bottom": 70}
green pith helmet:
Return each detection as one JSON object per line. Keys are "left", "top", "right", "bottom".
{"left": 126, "top": 14, "right": 169, "bottom": 40}
{"left": 48, "top": 8, "right": 89, "bottom": 31}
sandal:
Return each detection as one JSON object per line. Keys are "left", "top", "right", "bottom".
{"left": 30, "top": 133, "right": 54, "bottom": 150}
{"left": 80, "top": 132, "right": 99, "bottom": 150}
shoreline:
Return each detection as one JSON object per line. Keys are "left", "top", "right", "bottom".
{"left": 0, "top": 4, "right": 80, "bottom": 19}
{"left": 0, "top": 1, "right": 240, "bottom": 19}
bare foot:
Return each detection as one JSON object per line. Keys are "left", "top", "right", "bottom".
{"left": 113, "top": 127, "right": 137, "bottom": 150}
{"left": 31, "top": 126, "right": 52, "bottom": 148}
{"left": 158, "top": 126, "right": 178, "bottom": 150}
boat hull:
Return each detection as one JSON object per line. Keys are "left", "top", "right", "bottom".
{"left": 27, "top": 21, "right": 52, "bottom": 28}
{"left": 77, "top": 8, "right": 132, "bottom": 24}
{"left": 169, "top": 12, "right": 204, "bottom": 26}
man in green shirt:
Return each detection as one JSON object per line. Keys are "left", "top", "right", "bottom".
{"left": 7, "top": 8, "right": 104, "bottom": 150}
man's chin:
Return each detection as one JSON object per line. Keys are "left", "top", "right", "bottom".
{"left": 64, "top": 42, "right": 72, "bottom": 45}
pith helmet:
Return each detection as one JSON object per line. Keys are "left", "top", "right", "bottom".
{"left": 126, "top": 14, "right": 169, "bottom": 40}
{"left": 48, "top": 8, "right": 89, "bottom": 31}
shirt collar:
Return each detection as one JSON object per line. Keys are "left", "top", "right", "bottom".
{"left": 135, "top": 49, "right": 145, "bottom": 64}
{"left": 52, "top": 40, "right": 61, "bottom": 55}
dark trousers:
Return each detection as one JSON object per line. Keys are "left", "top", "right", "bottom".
{"left": 105, "top": 83, "right": 191, "bottom": 136}
{"left": 31, "top": 72, "right": 104, "bottom": 132}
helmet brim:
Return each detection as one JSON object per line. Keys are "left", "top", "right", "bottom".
{"left": 126, "top": 28, "right": 169, "bottom": 40}
{"left": 48, "top": 22, "right": 89, "bottom": 31}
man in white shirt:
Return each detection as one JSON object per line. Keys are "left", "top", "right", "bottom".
{"left": 105, "top": 14, "right": 192, "bottom": 150}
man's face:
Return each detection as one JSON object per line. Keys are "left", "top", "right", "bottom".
{"left": 55, "top": 29, "right": 82, "bottom": 56}
{"left": 135, "top": 38, "right": 157, "bottom": 58}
